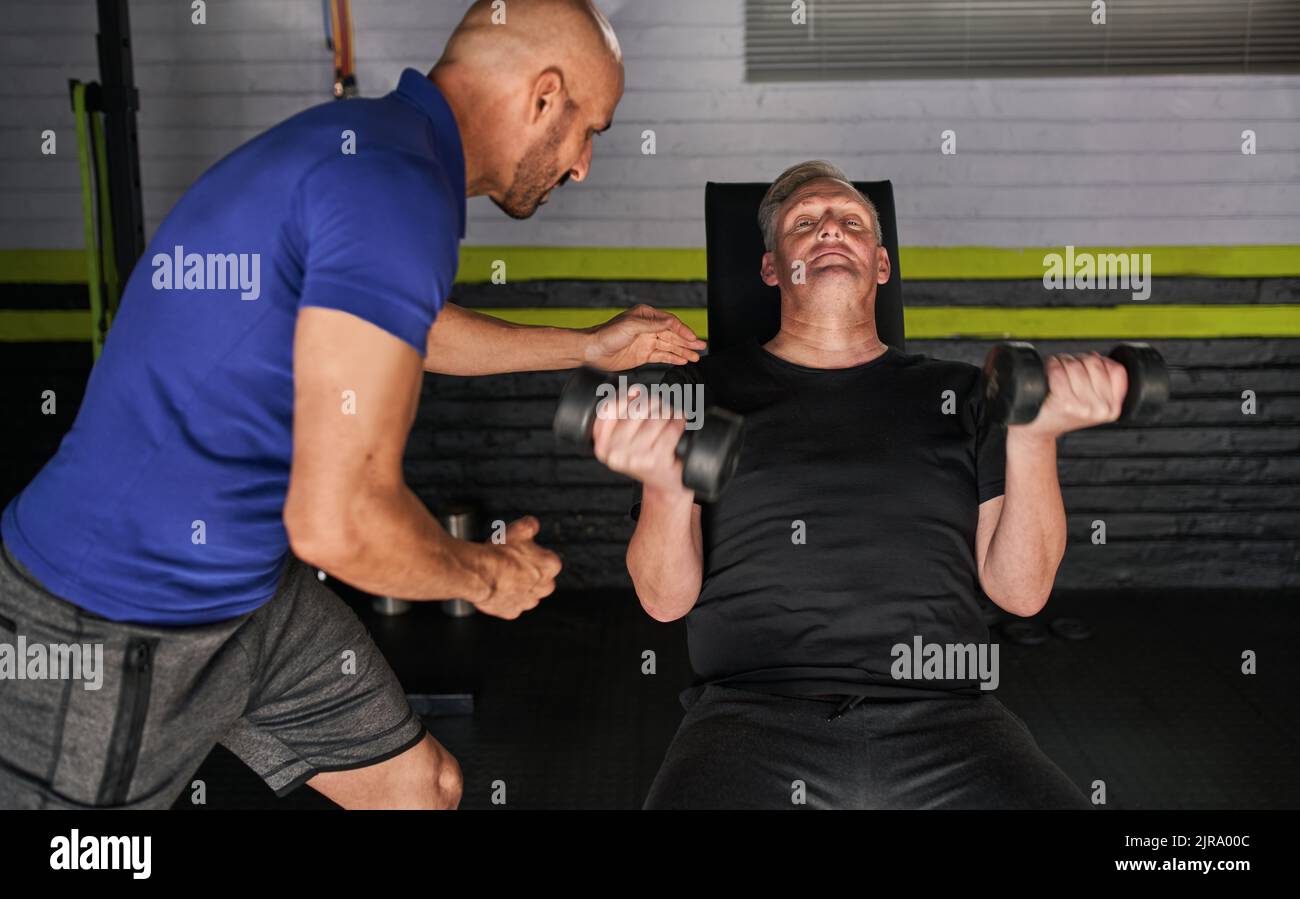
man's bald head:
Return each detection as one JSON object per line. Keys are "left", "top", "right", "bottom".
{"left": 440, "top": 0, "right": 622, "bottom": 71}
{"left": 432, "top": 0, "right": 624, "bottom": 219}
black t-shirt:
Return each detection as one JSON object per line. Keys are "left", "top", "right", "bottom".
{"left": 631, "top": 337, "right": 1007, "bottom": 700}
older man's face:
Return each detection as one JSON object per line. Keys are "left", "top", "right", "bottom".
{"left": 760, "top": 178, "right": 890, "bottom": 296}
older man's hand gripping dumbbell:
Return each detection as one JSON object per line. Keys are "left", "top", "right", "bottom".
{"left": 553, "top": 367, "right": 745, "bottom": 503}
{"left": 982, "top": 341, "right": 1170, "bottom": 434}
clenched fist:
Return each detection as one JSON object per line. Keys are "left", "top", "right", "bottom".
{"left": 471, "top": 516, "right": 562, "bottom": 620}
{"left": 1013, "top": 352, "right": 1128, "bottom": 439}
{"left": 591, "top": 384, "right": 691, "bottom": 497}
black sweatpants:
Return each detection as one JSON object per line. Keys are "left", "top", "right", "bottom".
{"left": 644, "top": 684, "right": 1092, "bottom": 810}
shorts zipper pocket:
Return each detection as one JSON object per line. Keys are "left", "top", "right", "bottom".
{"left": 96, "top": 637, "right": 156, "bottom": 806}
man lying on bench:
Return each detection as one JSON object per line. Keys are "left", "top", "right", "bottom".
{"left": 595, "top": 160, "right": 1124, "bottom": 809}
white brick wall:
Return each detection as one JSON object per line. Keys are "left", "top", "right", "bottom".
{"left": 3, "top": 0, "right": 1298, "bottom": 250}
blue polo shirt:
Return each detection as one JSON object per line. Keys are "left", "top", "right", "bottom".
{"left": 2, "top": 69, "right": 465, "bottom": 625}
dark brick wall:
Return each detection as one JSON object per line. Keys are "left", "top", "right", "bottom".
{"left": 418, "top": 277, "right": 1300, "bottom": 591}
{"left": 4, "top": 279, "right": 1297, "bottom": 591}
{"left": 407, "top": 338, "right": 1300, "bottom": 592}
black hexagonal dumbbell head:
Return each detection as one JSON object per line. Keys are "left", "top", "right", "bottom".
{"left": 982, "top": 341, "right": 1047, "bottom": 425}
{"left": 1107, "top": 342, "right": 1170, "bottom": 423}
{"left": 553, "top": 366, "right": 745, "bottom": 503}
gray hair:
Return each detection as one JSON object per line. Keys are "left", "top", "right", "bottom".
{"left": 757, "top": 160, "right": 881, "bottom": 251}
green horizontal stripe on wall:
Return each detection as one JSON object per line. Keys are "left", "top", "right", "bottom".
{"left": 2, "top": 305, "right": 1298, "bottom": 342}
{"left": 0, "top": 250, "right": 87, "bottom": 284}
{"left": 0, "top": 310, "right": 92, "bottom": 341}
{"left": 899, "top": 246, "right": 1300, "bottom": 280}
{"left": 457, "top": 247, "right": 705, "bottom": 282}
{"left": 4, "top": 246, "right": 1300, "bottom": 285}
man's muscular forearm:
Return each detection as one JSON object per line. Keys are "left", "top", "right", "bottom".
{"left": 290, "top": 479, "right": 493, "bottom": 603}
{"left": 424, "top": 302, "right": 705, "bottom": 375}
{"left": 980, "top": 429, "right": 1067, "bottom": 616}
{"left": 627, "top": 485, "right": 702, "bottom": 622}
{"left": 424, "top": 303, "right": 587, "bottom": 375}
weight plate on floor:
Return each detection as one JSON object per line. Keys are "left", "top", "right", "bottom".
{"left": 1000, "top": 620, "right": 1049, "bottom": 646}
{"left": 977, "top": 601, "right": 1004, "bottom": 626}
{"left": 1049, "top": 617, "right": 1093, "bottom": 640}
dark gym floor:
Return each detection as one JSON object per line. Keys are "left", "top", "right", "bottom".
{"left": 174, "top": 583, "right": 1300, "bottom": 810}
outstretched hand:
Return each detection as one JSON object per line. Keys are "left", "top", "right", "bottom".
{"left": 584, "top": 304, "right": 707, "bottom": 370}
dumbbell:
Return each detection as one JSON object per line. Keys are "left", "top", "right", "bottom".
{"left": 982, "top": 342, "right": 1169, "bottom": 425}
{"left": 553, "top": 366, "right": 746, "bottom": 502}
{"left": 1107, "top": 343, "right": 1171, "bottom": 421}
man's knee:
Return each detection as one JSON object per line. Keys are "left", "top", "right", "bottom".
{"left": 305, "top": 732, "right": 462, "bottom": 809}
{"left": 403, "top": 733, "right": 462, "bottom": 809}
{"left": 429, "top": 741, "right": 463, "bottom": 809}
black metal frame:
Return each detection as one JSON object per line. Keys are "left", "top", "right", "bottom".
{"left": 95, "top": 0, "right": 145, "bottom": 283}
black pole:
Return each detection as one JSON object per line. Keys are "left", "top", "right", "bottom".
{"left": 96, "top": 0, "right": 145, "bottom": 282}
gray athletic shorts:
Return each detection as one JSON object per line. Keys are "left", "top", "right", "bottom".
{"left": 644, "top": 684, "right": 1092, "bottom": 810}
{"left": 0, "top": 542, "right": 426, "bottom": 809}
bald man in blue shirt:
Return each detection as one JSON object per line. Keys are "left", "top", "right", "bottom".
{"left": 0, "top": 0, "right": 694, "bottom": 809}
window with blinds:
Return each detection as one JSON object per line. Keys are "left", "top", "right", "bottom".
{"left": 745, "top": 0, "right": 1300, "bottom": 81}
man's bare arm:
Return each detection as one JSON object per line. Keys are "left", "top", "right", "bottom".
{"left": 283, "top": 307, "right": 560, "bottom": 618}
{"left": 974, "top": 432, "right": 1065, "bottom": 618}
{"left": 627, "top": 487, "right": 703, "bottom": 621}
{"left": 424, "top": 303, "right": 586, "bottom": 375}
{"left": 975, "top": 352, "right": 1128, "bottom": 617}
{"left": 423, "top": 302, "right": 706, "bottom": 375}
{"left": 586, "top": 384, "right": 704, "bottom": 620}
